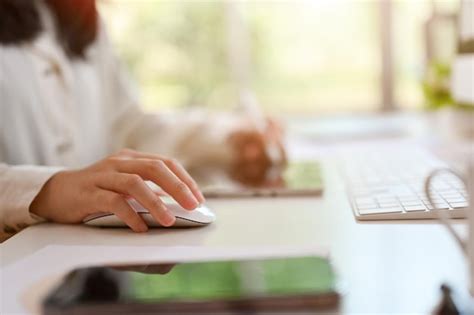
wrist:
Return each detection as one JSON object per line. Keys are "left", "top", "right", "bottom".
{"left": 29, "top": 170, "right": 65, "bottom": 220}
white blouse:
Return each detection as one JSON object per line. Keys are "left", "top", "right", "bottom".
{"left": 0, "top": 3, "right": 237, "bottom": 240}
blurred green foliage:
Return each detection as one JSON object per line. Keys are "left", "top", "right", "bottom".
{"left": 422, "top": 61, "right": 453, "bottom": 110}
{"left": 101, "top": 1, "right": 380, "bottom": 113}
{"left": 109, "top": 2, "right": 233, "bottom": 108}
{"left": 101, "top": 0, "right": 458, "bottom": 113}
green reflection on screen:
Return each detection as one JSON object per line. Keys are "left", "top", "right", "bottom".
{"left": 284, "top": 162, "right": 323, "bottom": 190}
{"left": 129, "top": 257, "right": 334, "bottom": 302}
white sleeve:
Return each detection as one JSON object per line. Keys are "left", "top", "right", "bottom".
{"left": 96, "top": 20, "right": 238, "bottom": 172}
{"left": 0, "top": 164, "right": 61, "bottom": 241}
{"left": 118, "top": 108, "right": 240, "bottom": 172}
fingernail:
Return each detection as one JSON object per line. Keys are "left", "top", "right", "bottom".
{"left": 161, "top": 209, "right": 176, "bottom": 227}
{"left": 187, "top": 193, "right": 199, "bottom": 209}
{"left": 197, "top": 191, "right": 206, "bottom": 203}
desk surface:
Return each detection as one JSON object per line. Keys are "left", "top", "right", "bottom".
{"left": 1, "top": 123, "right": 471, "bottom": 314}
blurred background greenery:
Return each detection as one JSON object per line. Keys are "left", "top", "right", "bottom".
{"left": 99, "top": 0, "right": 460, "bottom": 115}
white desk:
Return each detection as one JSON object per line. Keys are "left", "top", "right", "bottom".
{"left": 1, "top": 122, "right": 470, "bottom": 314}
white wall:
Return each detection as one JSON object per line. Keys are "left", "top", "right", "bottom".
{"left": 459, "top": 0, "right": 474, "bottom": 41}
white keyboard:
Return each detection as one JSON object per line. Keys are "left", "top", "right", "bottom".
{"left": 339, "top": 146, "right": 468, "bottom": 220}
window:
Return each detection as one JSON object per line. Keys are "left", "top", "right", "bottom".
{"left": 393, "top": 0, "right": 459, "bottom": 109}
{"left": 100, "top": 0, "right": 460, "bottom": 114}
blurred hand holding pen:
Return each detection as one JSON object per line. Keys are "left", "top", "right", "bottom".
{"left": 228, "top": 90, "right": 287, "bottom": 187}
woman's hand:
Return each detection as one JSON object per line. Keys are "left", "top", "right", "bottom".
{"left": 228, "top": 118, "right": 287, "bottom": 186}
{"left": 30, "top": 149, "right": 205, "bottom": 232}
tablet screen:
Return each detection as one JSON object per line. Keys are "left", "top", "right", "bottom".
{"left": 126, "top": 256, "right": 334, "bottom": 301}
{"left": 281, "top": 161, "right": 323, "bottom": 190}
{"left": 201, "top": 161, "right": 324, "bottom": 197}
{"left": 43, "top": 256, "right": 338, "bottom": 313}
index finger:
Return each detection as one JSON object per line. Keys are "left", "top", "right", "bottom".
{"left": 113, "top": 150, "right": 205, "bottom": 203}
{"left": 164, "top": 159, "right": 205, "bottom": 204}
{"left": 114, "top": 159, "right": 200, "bottom": 210}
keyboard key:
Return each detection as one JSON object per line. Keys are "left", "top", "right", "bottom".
{"left": 355, "top": 197, "right": 375, "bottom": 205}
{"left": 430, "top": 204, "right": 450, "bottom": 210}
{"left": 432, "top": 184, "right": 451, "bottom": 190}
{"left": 419, "top": 194, "right": 442, "bottom": 200}
{"left": 441, "top": 192, "right": 463, "bottom": 199}
{"left": 397, "top": 194, "right": 419, "bottom": 201}
{"left": 357, "top": 204, "right": 378, "bottom": 210}
{"left": 404, "top": 205, "right": 427, "bottom": 212}
{"left": 379, "top": 202, "right": 400, "bottom": 208}
{"left": 399, "top": 196, "right": 420, "bottom": 203}
{"left": 401, "top": 201, "right": 424, "bottom": 206}
{"left": 394, "top": 190, "right": 416, "bottom": 196}
{"left": 449, "top": 202, "right": 468, "bottom": 209}
{"left": 359, "top": 207, "right": 403, "bottom": 215}
{"left": 376, "top": 197, "right": 398, "bottom": 203}
{"left": 444, "top": 197, "right": 466, "bottom": 203}
{"left": 422, "top": 197, "right": 444, "bottom": 203}
{"left": 452, "top": 182, "right": 466, "bottom": 189}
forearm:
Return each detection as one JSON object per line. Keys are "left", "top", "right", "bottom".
{"left": 120, "top": 109, "right": 240, "bottom": 172}
{"left": 0, "top": 164, "right": 62, "bottom": 241}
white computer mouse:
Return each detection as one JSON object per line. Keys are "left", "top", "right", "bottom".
{"left": 83, "top": 197, "right": 216, "bottom": 228}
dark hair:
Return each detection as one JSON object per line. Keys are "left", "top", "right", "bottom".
{"left": 0, "top": 0, "right": 98, "bottom": 58}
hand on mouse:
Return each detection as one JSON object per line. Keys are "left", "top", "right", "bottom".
{"left": 29, "top": 149, "right": 205, "bottom": 232}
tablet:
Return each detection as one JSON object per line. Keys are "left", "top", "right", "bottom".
{"left": 43, "top": 256, "right": 339, "bottom": 314}
{"left": 202, "top": 161, "right": 324, "bottom": 198}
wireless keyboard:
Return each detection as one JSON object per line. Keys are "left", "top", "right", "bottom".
{"left": 339, "top": 146, "right": 468, "bottom": 220}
